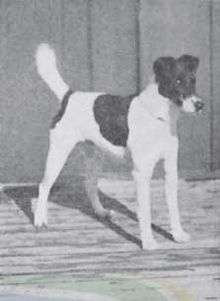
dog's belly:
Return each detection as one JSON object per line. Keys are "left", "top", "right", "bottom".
{"left": 93, "top": 94, "right": 137, "bottom": 147}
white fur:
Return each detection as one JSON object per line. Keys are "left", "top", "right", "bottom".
{"left": 182, "top": 96, "right": 196, "bottom": 112}
{"left": 34, "top": 43, "right": 191, "bottom": 249}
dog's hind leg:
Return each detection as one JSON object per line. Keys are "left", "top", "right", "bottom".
{"left": 84, "top": 148, "right": 111, "bottom": 218}
{"left": 33, "top": 128, "right": 81, "bottom": 227}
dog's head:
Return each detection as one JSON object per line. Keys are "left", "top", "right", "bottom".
{"left": 153, "top": 55, "right": 204, "bottom": 112}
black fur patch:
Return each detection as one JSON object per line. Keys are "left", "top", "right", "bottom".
{"left": 93, "top": 94, "right": 137, "bottom": 147}
{"left": 153, "top": 55, "right": 199, "bottom": 105}
{"left": 50, "top": 89, "right": 73, "bottom": 129}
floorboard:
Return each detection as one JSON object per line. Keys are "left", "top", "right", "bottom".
{"left": 0, "top": 177, "right": 220, "bottom": 300}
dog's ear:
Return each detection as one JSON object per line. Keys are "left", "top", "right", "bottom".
{"left": 178, "top": 55, "right": 199, "bottom": 72}
{"left": 153, "top": 57, "right": 176, "bottom": 81}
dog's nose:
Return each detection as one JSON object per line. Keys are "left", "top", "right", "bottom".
{"left": 195, "top": 101, "right": 204, "bottom": 112}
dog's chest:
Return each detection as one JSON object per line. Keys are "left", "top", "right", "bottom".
{"left": 93, "top": 94, "right": 137, "bottom": 147}
{"left": 127, "top": 97, "right": 175, "bottom": 155}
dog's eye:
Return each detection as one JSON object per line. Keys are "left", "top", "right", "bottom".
{"left": 176, "top": 79, "right": 181, "bottom": 85}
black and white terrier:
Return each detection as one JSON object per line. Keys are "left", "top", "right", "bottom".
{"left": 33, "top": 43, "right": 203, "bottom": 250}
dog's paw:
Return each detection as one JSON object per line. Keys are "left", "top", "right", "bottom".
{"left": 33, "top": 199, "right": 48, "bottom": 227}
{"left": 34, "top": 211, "right": 48, "bottom": 228}
{"left": 172, "top": 229, "right": 191, "bottom": 243}
{"left": 142, "top": 238, "right": 159, "bottom": 250}
{"left": 95, "top": 208, "right": 113, "bottom": 219}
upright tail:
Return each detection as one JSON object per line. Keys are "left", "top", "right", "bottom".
{"left": 35, "top": 43, "right": 69, "bottom": 101}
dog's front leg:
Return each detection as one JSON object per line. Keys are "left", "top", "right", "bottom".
{"left": 133, "top": 165, "right": 158, "bottom": 250}
{"left": 164, "top": 142, "right": 190, "bottom": 243}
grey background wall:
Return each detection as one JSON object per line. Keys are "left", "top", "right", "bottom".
{"left": 0, "top": 0, "right": 219, "bottom": 183}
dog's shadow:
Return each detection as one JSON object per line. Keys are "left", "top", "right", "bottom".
{"left": 4, "top": 182, "right": 174, "bottom": 248}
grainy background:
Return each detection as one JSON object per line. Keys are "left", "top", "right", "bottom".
{"left": 0, "top": 0, "right": 219, "bottom": 183}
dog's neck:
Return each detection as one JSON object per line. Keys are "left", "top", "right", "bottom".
{"left": 139, "top": 83, "right": 180, "bottom": 135}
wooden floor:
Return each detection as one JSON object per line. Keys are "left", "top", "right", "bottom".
{"left": 0, "top": 176, "right": 220, "bottom": 300}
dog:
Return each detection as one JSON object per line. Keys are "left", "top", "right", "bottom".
{"left": 33, "top": 43, "right": 203, "bottom": 250}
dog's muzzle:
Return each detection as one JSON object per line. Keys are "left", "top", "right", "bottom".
{"left": 193, "top": 96, "right": 204, "bottom": 112}
{"left": 181, "top": 95, "right": 204, "bottom": 113}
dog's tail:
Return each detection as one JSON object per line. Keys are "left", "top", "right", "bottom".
{"left": 36, "top": 43, "right": 69, "bottom": 101}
